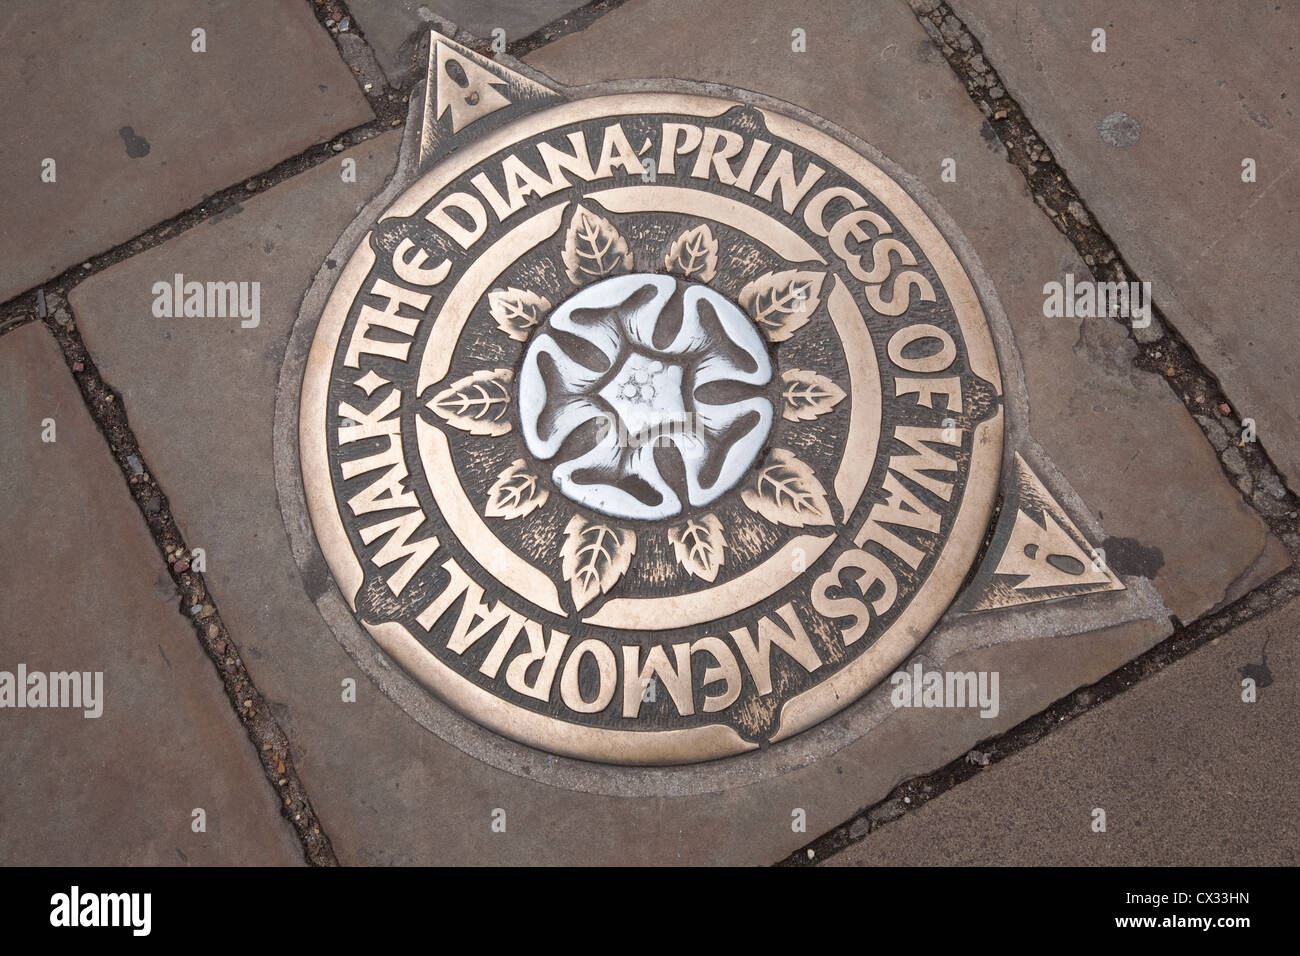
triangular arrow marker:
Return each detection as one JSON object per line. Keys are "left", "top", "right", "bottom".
{"left": 418, "top": 31, "right": 565, "bottom": 171}
{"left": 959, "top": 452, "right": 1124, "bottom": 613}
{"left": 995, "top": 509, "right": 1112, "bottom": 590}
{"left": 435, "top": 41, "right": 511, "bottom": 133}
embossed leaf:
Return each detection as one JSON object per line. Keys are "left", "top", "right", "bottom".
{"left": 561, "top": 515, "right": 636, "bottom": 611}
{"left": 742, "top": 448, "right": 833, "bottom": 528}
{"left": 780, "top": 369, "right": 847, "bottom": 422}
{"left": 488, "top": 287, "right": 551, "bottom": 342}
{"left": 738, "top": 269, "right": 826, "bottom": 342}
{"left": 427, "top": 368, "right": 513, "bottom": 437}
{"left": 562, "top": 204, "right": 633, "bottom": 285}
{"left": 663, "top": 224, "right": 719, "bottom": 282}
{"left": 667, "top": 514, "right": 727, "bottom": 583}
{"left": 484, "top": 459, "right": 549, "bottom": 520}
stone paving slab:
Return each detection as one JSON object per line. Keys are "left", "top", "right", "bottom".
{"left": 947, "top": 0, "right": 1300, "bottom": 491}
{"left": 0, "top": 322, "right": 302, "bottom": 866}
{"left": 524, "top": 0, "right": 1288, "bottom": 623}
{"left": 827, "top": 596, "right": 1300, "bottom": 866}
{"left": 0, "top": 0, "right": 373, "bottom": 302}
{"left": 67, "top": 111, "right": 1180, "bottom": 864}
{"left": 347, "top": 0, "right": 589, "bottom": 84}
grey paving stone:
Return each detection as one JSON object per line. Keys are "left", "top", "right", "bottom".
{"left": 0, "top": 322, "right": 302, "bottom": 866}
{"left": 524, "top": 0, "right": 1288, "bottom": 624}
{"left": 347, "top": 0, "right": 589, "bottom": 84}
{"left": 826, "top": 597, "right": 1300, "bottom": 866}
{"left": 67, "top": 19, "right": 1179, "bottom": 865}
{"left": 948, "top": 0, "right": 1300, "bottom": 491}
{"left": 0, "top": 0, "right": 373, "bottom": 302}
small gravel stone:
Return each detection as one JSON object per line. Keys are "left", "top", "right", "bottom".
{"left": 1257, "top": 472, "right": 1287, "bottom": 499}
{"left": 1221, "top": 446, "right": 1248, "bottom": 477}
{"left": 1195, "top": 414, "right": 1230, "bottom": 452}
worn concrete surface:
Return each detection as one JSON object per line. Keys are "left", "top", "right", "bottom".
{"left": 0, "top": 322, "right": 302, "bottom": 866}
{"left": 65, "top": 108, "right": 1176, "bottom": 863}
{"left": 524, "top": 0, "right": 1287, "bottom": 624}
{"left": 348, "top": 0, "right": 589, "bottom": 83}
{"left": 827, "top": 596, "right": 1300, "bottom": 866}
{"left": 0, "top": 0, "right": 373, "bottom": 301}
{"left": 948, "top": 0, "right": 1300, "bottom": 492}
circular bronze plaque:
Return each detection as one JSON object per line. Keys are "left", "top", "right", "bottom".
{"left": 300, "top": 93, "right": 1003, "bottom": 765}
